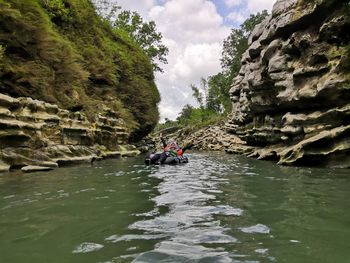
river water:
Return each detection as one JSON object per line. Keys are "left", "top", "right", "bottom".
{"left": 0, "top": 152, "right": 349, "bottom": 263}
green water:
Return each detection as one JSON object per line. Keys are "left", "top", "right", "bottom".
{"left": 0, "top": 153, "right": 349, "bottom": 263}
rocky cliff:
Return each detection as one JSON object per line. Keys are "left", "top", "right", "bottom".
{"left": 0, "top": 0, "right": 160, "bottom": 141}
{"left": 225, "top": 0, "right": 350, "bottom": 168}
{"left": 0, "top": 93, "right": 139, "bottom": 172}
{"left": 0, "top": 0, "right": 161, "bottom": 172}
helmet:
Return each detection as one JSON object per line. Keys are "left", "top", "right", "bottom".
{"left": 168, "top": 140, "right": 179, "bottom": 150}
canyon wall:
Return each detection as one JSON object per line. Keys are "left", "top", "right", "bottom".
{"left": 225, "top": 0, "right": 350, "bottom": 168}
{"left": 0, "top": 0, "right": 160, "bottom": 142}
{"left": 0, "top": 1, "right": 161, "bottom": 172}
{"left": 0, "top": 93, "right": 139, "bottom": 172}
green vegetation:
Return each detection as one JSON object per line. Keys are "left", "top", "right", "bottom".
{"left": 157, "top": 11, "right": 269, "bottom": 132}
{"left": 222, "top": 10, "right": 268, "bottom": 80}
{"left": 92, "top": 1, "right": 168, "bottom": 73}
{"left": 0, "top": 0, "right": 160, "bottom": 140}
{"left": 112, "top": 10, "right": 169, "bottom": 73}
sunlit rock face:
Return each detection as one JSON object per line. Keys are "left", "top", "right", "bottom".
{"left": 0, "top": 93, "right": 139, "bottom": 173}
{"left": 226, "top": 0, "right": 350, "bottom": 168}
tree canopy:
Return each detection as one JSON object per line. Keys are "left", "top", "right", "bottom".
{"left": 92, "top": 1, "right": 168, "bottom": 73}
{"left": 113, "top": 10, "right": 169, "bottom": 73}
{"left": 221, "top": 10, "right": 268, "bottom": 80}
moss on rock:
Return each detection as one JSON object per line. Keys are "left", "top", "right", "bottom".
{"left": 0, "top": 0, "right": 160, "bottom": 140}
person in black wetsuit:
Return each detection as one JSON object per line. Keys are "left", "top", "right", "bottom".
{"left": 149, "top": 133, "right": 193, "bottom": 164}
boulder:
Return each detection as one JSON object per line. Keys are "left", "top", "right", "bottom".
{"left": 0, "top": 161, "right": 10, "bottom": 172}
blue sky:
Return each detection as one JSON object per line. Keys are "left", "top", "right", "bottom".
{"left": 212, "top": 0, "right": 245, "bottom": 26}
{"left": 95, "top": 0, "right": 276, "bottom": 120}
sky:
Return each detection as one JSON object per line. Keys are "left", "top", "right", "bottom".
{"left": 101, "top": 0, "right": 277, "bottom": 121}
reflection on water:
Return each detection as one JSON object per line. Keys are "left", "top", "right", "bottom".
{"left": 0, "top": 153, "right": 349, "bottom": 263}
{"left": 131, "top": 156, "right": 242, "bottom": 263}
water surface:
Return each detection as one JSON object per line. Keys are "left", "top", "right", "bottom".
{"left": 0, "top": 152, "right": 349, "bottom": 262}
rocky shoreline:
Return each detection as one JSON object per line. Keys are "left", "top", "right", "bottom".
{"left": 0, "top": 93, "right": 140, "bottom": 173}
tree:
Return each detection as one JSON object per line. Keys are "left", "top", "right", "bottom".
{"left": 221, "top": 28, "right": 246, "bottom": 78}
{"left": 113, "top": 10, "right": 168, "bottom": 73}
{"left": 183, "top": 10, "right": 270, "bottom": 120}
{"left": 91, "top": 1, "right": 168, "bottom": 73}
{"left": 161, "top": 10, "right": 271, "bottom": 128}
{"left": 221, "top": 10, "right": 269, "bottom": 82}
{"left": 241, "top": 10, "right": 269, "bottom": 33}
{"left": 206, "top": 73, "right": 230, "bottom": 112}
{"left": 198, "top": 10, "right": 270, "bottom": 115}
{"left": 191, "top": 84, "right": 203, "bottom": 108}
{"left": 92, "top": 0, "right": 121, "bottom": 21}
{"left": 176, "top": 104, "right": 194, "bottom": 122}
{"left": 191, "top": 77, "right": 208, "bottom": 109}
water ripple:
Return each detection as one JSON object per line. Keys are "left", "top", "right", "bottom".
{"left": 133, "top": 242, "right": 232, "bottom": 263}
{"left": 1, "top": 153, "right": 349, "bottom": 263}
{"left": 128, "top": 154, "right": 240, "bottom": 262}
{"left": 105, "top": 234, "right": 167, "bottom": 243}
{"left": 72, "top": 242, "right": 104, "bottom": 254}
{"left": 240, "top": 224, "right": 271, "bottom": 234}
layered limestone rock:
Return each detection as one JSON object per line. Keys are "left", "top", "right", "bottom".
{"left": 154, "top": 125, "right": 249, "bottom": 154}
{"left": 0, "top": 93, "right": 140, "bottom": 172}
{"left": 226, "top": 0, "right": 350, "bottom": 168}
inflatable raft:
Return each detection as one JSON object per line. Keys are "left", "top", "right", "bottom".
{"left": 145, "top": 153, "right": 188, "bottom": 165}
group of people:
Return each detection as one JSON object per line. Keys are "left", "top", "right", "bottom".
{"left": 147, "top": 133, "right": 193, "bottom": 165}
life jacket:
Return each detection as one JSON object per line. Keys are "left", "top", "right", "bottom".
{"left": 169, "top": 150, "right": 177, "bottom": 157}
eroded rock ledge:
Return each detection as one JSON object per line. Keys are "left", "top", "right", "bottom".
{"left": 0, "top": 93, "right": 139, "bottom": 173}
{"left": 225, "top": 0, "right": 350, "bottom": 168}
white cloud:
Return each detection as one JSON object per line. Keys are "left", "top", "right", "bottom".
{"left": 155, "top": 41, "right": 224, "bottom": 120}
{"left": 224, "top": 0, "right": 275, "bottom": 29}
{"left": 116, "top": 0, "right": 156, "bottom": 17}
{"left": 147, "top": 0, "right": 230, "bottom": 120}
{"left": 149, "top": 0, "right": 229, "bottom": 44}
{"left": 247, "top": 0, "right": 275, "bottom": 14}
{"left": 172, "top": 43, "right": 222, "bottom": 82}
{"left": 226, "top": 10, "right": 246, "bottom": 24}
{"left": 97, "top": 0, "right": 277, "bottom": 120}
{"left": 224, "top": 0, "right": 242, "bottom": 8}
